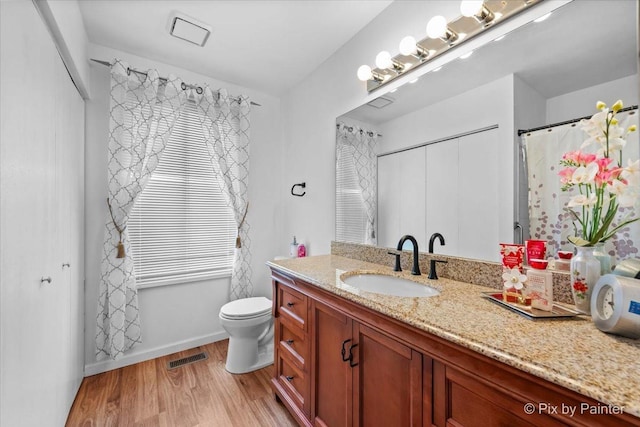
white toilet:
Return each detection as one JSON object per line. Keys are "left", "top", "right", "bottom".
{"left": 219, "top": 296, "right": 274, "bottom": 374}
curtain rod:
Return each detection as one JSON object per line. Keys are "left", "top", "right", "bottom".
{"left": 517, "top": 105, "right": 637, "bottom": 136}
{"left": 91, "top": 59, "right": 261, "bottom": 107}
{"left": 336, "top": 123, "right": 382, "bottom": 137}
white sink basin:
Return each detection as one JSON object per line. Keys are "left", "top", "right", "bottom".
{"left": 340, "top": 273, "right": 440, "bottom": 297}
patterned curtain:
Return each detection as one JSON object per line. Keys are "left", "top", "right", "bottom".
{"left": 195, "top": 88, "right": 252, "bottom": 300}
{"left": 337, "top": 123, "right": 378, "bottom": 245}
{"left": 96, "top": 60, "right": 187, "bottom": 360}
{"left": 523, "top": 110, "right": 639, "bottom": 263}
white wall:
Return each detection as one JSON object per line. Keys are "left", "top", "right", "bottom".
{"left": 514, "top": 75, "right": 547, "bottom": 242}
{"left": 34, "top": 0, "right": 91, "bottom": 98}
{"left": 546, "top": 74, "right": 639, "bottom": 124}
{"left": 84, "top": 45, "right": 284, "bottom": 374}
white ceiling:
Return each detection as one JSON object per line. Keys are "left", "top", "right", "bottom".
{"left": 78, "top": 0, "right": 393, "bottom": 96}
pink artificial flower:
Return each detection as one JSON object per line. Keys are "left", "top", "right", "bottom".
{"left": 579, "top": 153, "right": 597, "bottom": 165}
{"left": 595, "top": 157, "right": 613, "bottom": 171}
{"left": 558, "top": 167, "right": 575, "bottom": 184}
{"left": 562, "top": 151, "right": 581, "bottom": 164}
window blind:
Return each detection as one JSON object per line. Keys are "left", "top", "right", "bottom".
{"left": 129, "top": 98, "right": 236, "bottom": 287}
{"left": 335, "top": 144, "right": 367, "bottom": 243}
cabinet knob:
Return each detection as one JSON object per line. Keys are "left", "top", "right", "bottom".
{"left": 285, "top": 375, "right": 294, "bottom": 382}
{"left": 41, "top": 277, "right": 52, "bottom": 284}
{"left": 286, "top": 302, "right": 294, "bottom": 307}
{"left": 286, "top": 339, "right": 294, "bottom": 344}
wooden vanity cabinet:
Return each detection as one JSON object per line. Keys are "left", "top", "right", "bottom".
{"left": 310, "top": 300, "right": 423, "bottom": 427}
{"left": 271, "top": 269, "right": 640, "bottom": 427}
{"left": 272, "top": 275, "right": 311, "bottom": 426}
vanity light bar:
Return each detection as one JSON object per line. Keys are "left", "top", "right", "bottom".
{"left": 358, "top": 0, "right": 541, "bottom": 92}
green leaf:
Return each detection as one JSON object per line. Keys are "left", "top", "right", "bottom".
{"left": 568, "top": 236, "right": 592, "bottom": 246}
{"left": 601, "top": 217, "right": 640, "bottom": 242}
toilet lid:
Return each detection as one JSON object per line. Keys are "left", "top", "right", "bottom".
{"left": 220, "top": 297, "right": 272, "bottom": 319}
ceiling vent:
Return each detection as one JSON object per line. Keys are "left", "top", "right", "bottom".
{"left": 367, "top": 96, "right": 394, "bottom": 109}
{"left": 170, "top": 13, "right": 212, "bottom": 47}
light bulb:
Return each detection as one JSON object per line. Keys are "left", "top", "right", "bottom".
{"left": 460, "top": 1, "right": 484, "bottom": 17}
{"left": 399, "top": 36, "right": 417, "bottom": 56}
{"left": 375, "top": 51, "right": 393, "bottom": 69}
{"left": 427, "top": 15, "right": 448, "bottom": 39}
{"left": 357, "top": 65, "right": 373, "bottom": 81}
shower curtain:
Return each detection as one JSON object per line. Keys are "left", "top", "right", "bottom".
{"left": 336, "top": 123, "right": 378, "bottom": 245}
{"left": 522, "top": 110, "right": 639, "bottom": 264}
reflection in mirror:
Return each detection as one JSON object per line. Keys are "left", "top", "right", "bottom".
{"left": 335, "top": 0, "right": 638, "bottom": 264}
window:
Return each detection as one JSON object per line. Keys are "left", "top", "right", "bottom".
{"left": 335, "top": 143, "right": 367, "bottom": 243}
{"left": 128, "top": 99, "right": 236, "bottom": 287}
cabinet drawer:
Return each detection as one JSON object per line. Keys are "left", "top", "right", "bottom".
{"left": 277, "top": 285, "right": 307, "bottom": 330}
{"left": 277, "top": 355, "right": 307, "bottom": 413}
{"left": 278, "top": 320, "right": 307, "bottom": 369}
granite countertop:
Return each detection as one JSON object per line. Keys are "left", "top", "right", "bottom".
{"left": 267, "top": 254, "right": 640, "bottom": 417}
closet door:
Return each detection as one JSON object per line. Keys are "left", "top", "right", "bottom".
{"left": 425, "top": 139, "right": 459, "bottom": 257}
{"left": 0, "top": 1, "right": 84, "bottom": 425}
{"left": 377, "top": 147, "right": 426, "bottom": 250}
{"left": 457, "top": 128, "right": 500, "bottom": 261}
{"left": 55, "top": 47, "right": 85, "bottom": 414}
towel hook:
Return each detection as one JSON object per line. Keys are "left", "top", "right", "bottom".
{"left": 291, "top": 182, "right": 306, "bottom": 197}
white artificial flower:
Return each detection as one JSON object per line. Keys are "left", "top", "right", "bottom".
{"left": 618, "top": 187, "right": 638, "bottom": 208}
{"left": 568, "top": 194, "right": 598, "bottom": 207}
{"left": 621, "top": 159, "right": 640, "bottom": 185}
{"left": 502, "top": 267, "right": 527, "bottom": 290}
{"left": 571, "top": 162, "right": 598, "bottom": 185}
{"left": 606, "top": 179, "right": 627, "bottom": 197}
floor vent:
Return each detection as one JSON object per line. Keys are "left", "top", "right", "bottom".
{"left": 167, "top": 351, "right": 208, "bottom": 370}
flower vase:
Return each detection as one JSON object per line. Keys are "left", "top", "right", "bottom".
{"left": 570, "top": 246, "right": 601, "bottom": 314}
{"left": 592, "top": 242, "right": 612, "bottom": 275}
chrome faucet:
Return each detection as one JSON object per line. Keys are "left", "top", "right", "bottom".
{"left": 428, "top": 233, "right": 447, "bottom": 280}
{"left": 396, "top": 235, "right": 421, "bottom": 275}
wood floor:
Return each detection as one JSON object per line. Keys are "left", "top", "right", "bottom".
{"left": 66, "top": 340, "right": 297, "bottom": 427}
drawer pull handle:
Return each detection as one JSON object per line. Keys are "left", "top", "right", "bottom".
{"left": 348, "top": 343, "right": 359, "bottom": 368}
{"left": 286, "top": 302, "right": 294, "bottom": 307}
{"left": 285, "top": 375, "right": 294, "bottom": 382}
{"left": 41, "top": 277, "right": 52, "bottom": 284}
{"left": 286, "top": 339, "right": 294, "bottom": 344}
{"left": 341, "top": 339, "right": 352, "bottom": 362}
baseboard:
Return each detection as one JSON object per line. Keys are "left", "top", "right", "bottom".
{"left": 84, "top": 331, "right": 229, "bottom": 376}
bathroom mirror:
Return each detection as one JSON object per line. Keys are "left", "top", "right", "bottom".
{"left": 336, "top": 0, "right": 638, "bottom": 262}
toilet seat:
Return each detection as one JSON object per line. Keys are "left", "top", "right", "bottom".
{"left": 220, "top": 297, "right": 272, "bottom": 320}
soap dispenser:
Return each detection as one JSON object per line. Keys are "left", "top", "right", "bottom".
{"left": 289, "top": 236, "right": 298, "bottom": 258}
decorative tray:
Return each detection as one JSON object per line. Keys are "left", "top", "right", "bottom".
{"left": 482, "top": 292, "right": 582, "bottom": 319}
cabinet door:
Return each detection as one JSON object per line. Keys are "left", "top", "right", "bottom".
{"left": 311, "top": 300, "right": 353, "bottom": 427}
{"left": 352, "top": 323, "right": 422, "bottom": 427}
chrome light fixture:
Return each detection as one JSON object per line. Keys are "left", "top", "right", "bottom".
{"left": 460, "top": 0, "right": 495, "bottom": 25}
{"left": 357, "top": 0, "right": 541, "bottom": 92}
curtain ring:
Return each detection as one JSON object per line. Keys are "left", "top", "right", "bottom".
{"left": 126, "top": 67, "right": 131, "bottom": 76}
{"left": 181, "top": 82, "right": 187, "bottom": 91}
{"left": 196, "top": 86, "right": 203, "bottom": 95}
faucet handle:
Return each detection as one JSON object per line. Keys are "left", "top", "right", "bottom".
{"left": 387, "top": 251, "right": 402, "bottom": 272}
